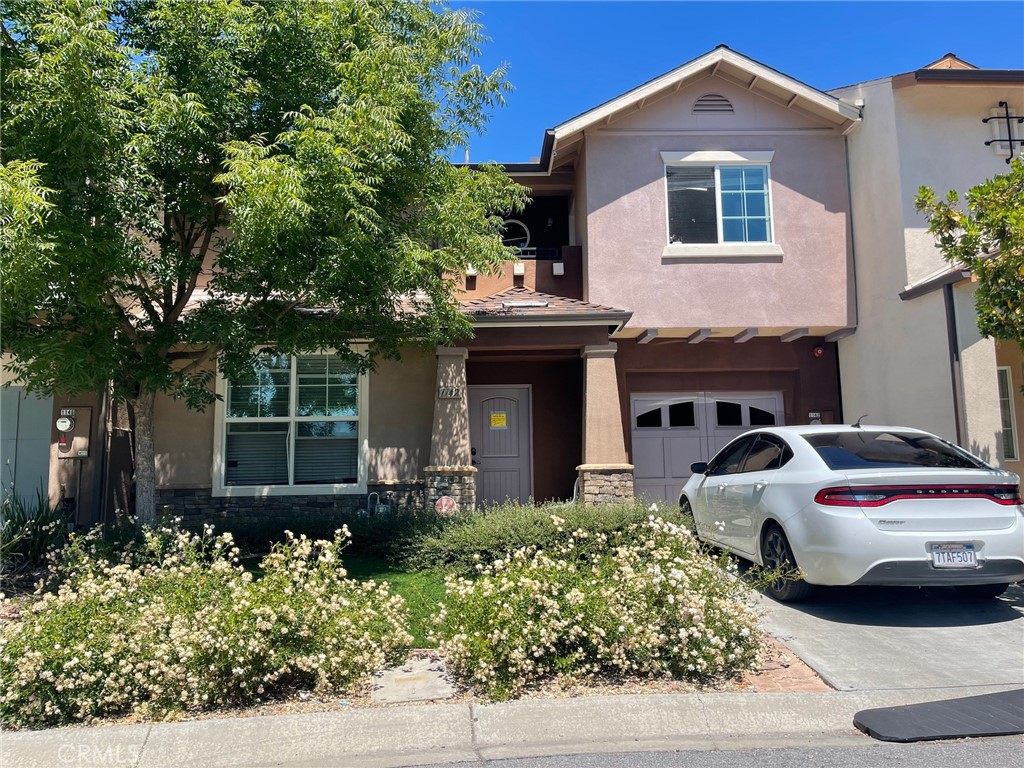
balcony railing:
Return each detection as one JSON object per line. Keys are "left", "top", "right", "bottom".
{"left": 513, "top": 246, "right": 562, "bottom": 261}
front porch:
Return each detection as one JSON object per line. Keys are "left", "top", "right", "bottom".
{"left": 422, "top": 288, "right": 636, "bottom": 510}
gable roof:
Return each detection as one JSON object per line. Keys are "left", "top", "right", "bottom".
{"left": 461, "top": 286, "right": 631, "bottom": 328}
{"left": 921, "top": 53, "right": 979, "bottom": 70}
{"left": 551, "top": 45, "right": 861, "bottom": 148}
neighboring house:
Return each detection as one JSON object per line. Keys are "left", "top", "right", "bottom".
{"left": 1, "top": 356, "right": 53, "bottom": 507}
{"left": 45, "top": 45, "right": 863, "bottom": 525}
{"left": 830, "top": 55, "right": 1024, "bottom": 470}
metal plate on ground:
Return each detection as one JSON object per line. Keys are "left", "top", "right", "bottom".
{"left": 854, "top": 689, "right": 1024, "bottom": 742}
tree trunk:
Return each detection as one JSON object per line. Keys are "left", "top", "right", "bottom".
{"left": 131, "top": 389, "right": 157, "bottom": 525}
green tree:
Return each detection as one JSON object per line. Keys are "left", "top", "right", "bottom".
{"left": 916, "top": 158, "right": 1024, "bottom": 344}
{"left": 1, "top": 0, "right": 526, "bottom": 522}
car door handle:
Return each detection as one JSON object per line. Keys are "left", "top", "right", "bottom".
{"left": 753, "top": 482, "right": 767, "bottom": 492}
{"left": 715, "top": 483, "right": 728, "bottom": 494}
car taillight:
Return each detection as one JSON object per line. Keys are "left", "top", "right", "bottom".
{"left": 814, "top": 485, "right": 1023, "bottom": 507}
{"left": 993, "top": 486, "right": 1022, "bottom": 503}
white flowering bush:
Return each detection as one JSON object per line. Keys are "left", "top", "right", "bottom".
{"left": 433, "top": 516, "right": 761, "bottom": 700}
{"left": 406, "top": 499, "right": 684, "bottom": 575}
{"left": 0, "top": 524, "right": 411, "bottom": 728}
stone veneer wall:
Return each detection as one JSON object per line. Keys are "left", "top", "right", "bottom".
{"left": 154, "top": 483, "right": 425, "bottom": 525}
{"left": 577, "top": 465, "right": 635, "bottom": 505}
{"left": 422, "top": 466, "right": 476, "bottom": 513}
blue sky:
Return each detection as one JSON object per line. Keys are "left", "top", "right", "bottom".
{"left": 451, "top": 1, "right": 1024, "bottom": 163}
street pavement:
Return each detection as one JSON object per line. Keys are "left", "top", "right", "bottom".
{"left": 408, "top": 736, "right": 1024, "bottom": 768}
{"left": 757, "top": 582, "right": 1024, "bottom": 691}
{"left": 4, "top": 686, "right": 1021, "bottom": 768}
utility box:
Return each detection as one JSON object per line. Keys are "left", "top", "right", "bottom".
{"left": 56, "top": 406, "right": 92, "bottom": 459}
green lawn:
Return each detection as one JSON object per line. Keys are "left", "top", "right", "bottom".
{"left": 341, "top": 556, "right": 446, "bottom": 647}
{"left": 240, "top": 554, "right": 446, "bottom": 647}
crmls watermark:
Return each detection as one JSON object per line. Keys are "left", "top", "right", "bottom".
{"left": 57, "top": 744, "right": 140, "bottom": 765}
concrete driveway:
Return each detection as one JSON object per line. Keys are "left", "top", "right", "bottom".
{"left": 758, "top": 583, "right": 1024, "bottom": 692}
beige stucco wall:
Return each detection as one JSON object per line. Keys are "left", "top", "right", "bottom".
{"left": 834, "top": 77, "right": 1021, "bottom": 458}
{"left": 575, "top": 143, "right": 590, "bottom": 302}
{"left": 955, "top": 282, "right": 1002, "bottom": 464}
{"left": 996, "top": 340, "right": 1024, "bottom": 475}
{"left": 154, "top": 369, "right": 216, "bottom": 489}
{"left": 581, "top": 76, "right": 854, "bottom": 331}
{"left": 369, "top": 345, "right": 435, "bottom": 481}
{"left": 152, "top": 346, "right": 436, "bottom": 489}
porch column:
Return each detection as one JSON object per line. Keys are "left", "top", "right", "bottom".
{"left": 577, "top": 343, "right": 634, "bottom": 504}
{"left": 424, "top": 346, "right": 476, "bottom": 512}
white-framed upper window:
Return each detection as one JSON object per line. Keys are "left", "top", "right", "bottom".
{"left": 663, "top": 151, "right": 774, "bottom": 246}
{"left": 997, "top": 366, "right": 1018, "bottom": 461}
{"left": 213, "top": 352, "right": 368, "bottom": 496}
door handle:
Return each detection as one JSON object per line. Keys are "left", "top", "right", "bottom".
{"left": 753, "top": 482, "right": 767, "bottom": 492}
{"left": 715, "top": 483, "right": 728, "bottom": 495}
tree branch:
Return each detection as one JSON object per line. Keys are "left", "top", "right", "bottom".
{"left": 179, "top": 344, "right": 221, "bottom": 377}
{"left": 1, "top": 22, "right": 21, "bottom": 58}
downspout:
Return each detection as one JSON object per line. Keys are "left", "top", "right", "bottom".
{"left": 94, "top": 381, "right": 112, "bottom": 526}
{"left": 843, "top": 133, "right": 861, "bottom": 330}
{"left": 836, "top": 130, "right": 861, "bottom": 425}
{"left": 943, "top": 283, "right": 968, "bottom": 445}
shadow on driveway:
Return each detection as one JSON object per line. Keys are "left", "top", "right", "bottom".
{"left": 769, "top": 583, "right": 1024, "bottom": 628}
{"left": 757, "top": 583, "right": 1024, "bottom": 691}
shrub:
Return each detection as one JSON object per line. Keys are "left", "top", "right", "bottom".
{"left": 433, "top": 516, "right": 762, "bottom": 700}
{"left": 0, "top": 487, "right": 67, "bottom": 571}
{"left": 0, "top": 523, "right": 411, "bottom": 728}
{"left": 406, "top": 499, "right": 683, "bottom": 574}
{"left": 200, "top": 507, "right": 446, "bottom": 563}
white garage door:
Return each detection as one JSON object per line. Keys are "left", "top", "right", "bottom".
{"left": 1, "top": 387, "right": 53, "bottom": 505}
{"left": 631, "top": 391, "right": 784, "bottom": 503}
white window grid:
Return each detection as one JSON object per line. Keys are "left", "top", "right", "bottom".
{"left": 664, "top": 162, "right": 776, "bottom": 246}
{"left": 213, "top": 352, "right": 368, "bottom": 496}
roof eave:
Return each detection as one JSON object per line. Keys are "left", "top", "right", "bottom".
{"left": 469, "top": 312, "right": 632, "bottom": 331}
{"left": 893, "top": 69, "right": 1024, "bottom": 89}
{"left": 551, "top": 46, "right": 859, "bottom": 143}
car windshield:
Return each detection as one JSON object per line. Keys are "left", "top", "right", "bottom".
{"left": 806, "top": 431, "right": 985, "bottom": 471}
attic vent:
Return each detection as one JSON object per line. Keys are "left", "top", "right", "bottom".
{"left": 692, "top": 94, "right": 734, "bottom": 114}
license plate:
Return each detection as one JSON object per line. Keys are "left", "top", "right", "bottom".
{"left": 931, "top": 543, "right": 977, "bottom": 569}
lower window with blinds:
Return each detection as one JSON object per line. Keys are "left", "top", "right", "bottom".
{"left": 222, "top": 354, "right": 362, "bottom": 489}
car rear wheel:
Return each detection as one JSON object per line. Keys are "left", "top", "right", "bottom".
{"left": 954, "top": 583, "right": 1009, "bottom": 599}
{"left": 760, "top": 525, "right": 815, "bottom": 603}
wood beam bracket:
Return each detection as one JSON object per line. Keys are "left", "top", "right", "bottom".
{"left": 637, "top": 329, "right": 659, "bottom": 345}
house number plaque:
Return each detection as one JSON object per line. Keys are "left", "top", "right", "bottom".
{"left": 438, "top": 386, "right": 463, "bottom": 399}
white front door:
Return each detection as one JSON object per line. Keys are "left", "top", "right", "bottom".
{"left": 469, "top": 386, "right": 532, "bottom": 506}
{"left": 631, "top": 391, "right": 784, "bottom": 503}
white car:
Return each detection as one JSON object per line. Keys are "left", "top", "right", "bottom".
{"left": 679, "top": 425, "right": 1024, "bottom": 602}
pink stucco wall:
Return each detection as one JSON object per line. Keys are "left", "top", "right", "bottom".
{"left": 581, "top": 79, "right": 854, "bottom": 330}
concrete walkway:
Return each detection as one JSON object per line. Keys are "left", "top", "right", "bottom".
{"left": 3, "top": 685, "right": 1019, "bottom": 768}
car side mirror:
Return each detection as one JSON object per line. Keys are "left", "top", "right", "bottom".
{"left": 690, "top": 462, "right": 708, "bottom": 474}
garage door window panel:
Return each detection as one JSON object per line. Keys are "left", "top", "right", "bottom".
{"left": 635, "top": 407, "right": 664, "bottom": 429}
{"left": 669, "top": 401, "right": 696, "bottom": 427}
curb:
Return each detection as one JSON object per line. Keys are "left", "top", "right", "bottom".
{"left": 3, "top": 686, "right": 1019, "bottom": 768}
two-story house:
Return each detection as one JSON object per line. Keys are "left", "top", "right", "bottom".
{"left": 831, "top": 55, "right": 1024, "bottom": 473}
{"left": 42, "top": 46, "right": 862, "bottom": 526}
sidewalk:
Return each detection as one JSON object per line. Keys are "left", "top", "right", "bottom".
{"left": 4, "top": 685, "right": 1019, "bottom": 768}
